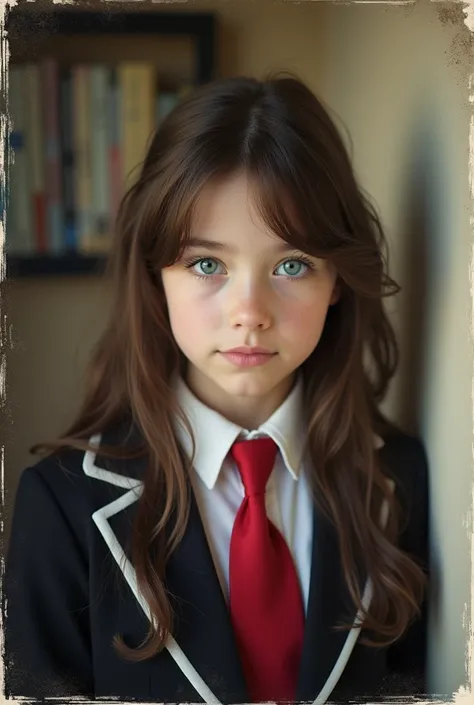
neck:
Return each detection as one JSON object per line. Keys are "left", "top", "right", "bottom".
{"left": 184, "top": 369, "right": 297, "bottom": 430}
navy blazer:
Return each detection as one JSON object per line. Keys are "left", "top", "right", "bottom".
{"left": 4, "top": 426, "right": 430, "bottom": 703}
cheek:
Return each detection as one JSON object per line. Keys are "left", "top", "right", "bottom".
{"left": 280, "top": 296, "right": 330, "bottom": 344}
{"left": 167, "top": 285, "right": 221, "bottom": 340}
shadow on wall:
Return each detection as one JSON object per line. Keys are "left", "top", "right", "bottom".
{"left": 396, "top": 95, "right": 452, "bottom": 683}
{"left": 397, "top": 95, "right": 446, "bottom": 438}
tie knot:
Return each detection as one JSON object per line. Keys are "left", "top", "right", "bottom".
{"left": 230, "top": 437, "right": 278, "bottom": 497}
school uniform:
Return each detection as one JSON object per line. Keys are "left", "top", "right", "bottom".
{"left": 4, "top": 373, "right": 430, "bottom": 703}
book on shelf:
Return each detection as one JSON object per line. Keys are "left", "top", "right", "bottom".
{"left": 156, "top": 91, "right": 179, "bottom": 124}
{"left": 6, "top": 59, "right": 189, "bottom": 261}
{"left": 24, "top": 64, "right": 47, "bottom": 253}
{"left": 72, "top": 64, "right": 93, "bottom": 255}
{"left": 43, "top": 58, "right": 64, "bottom": 255}
{"left": 109, "top": 67, "right": 121, "bottom": 231}
{"left": 8, "top": 65, "right": 34, "bottom": 255}
{"left": 89, "top": 65, "right": 110, "bottom": 254}
{"left": 119, "top": 62, "right": 157, "bottom": 192}
{"left": 60, "top": 66, "right": 76, "bottom": 251}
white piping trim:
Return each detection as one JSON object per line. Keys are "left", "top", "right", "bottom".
{"left": 83, "top": 434, "right": 144, "bottom": 490}
{"left": 84, "top": 437, "right": 223, "bottom": 705}
{"left": 311, "top": 478, "right": 396, "bottom": 705}
{"left": 84, "top": 435, "right": 395, "bottom": 705}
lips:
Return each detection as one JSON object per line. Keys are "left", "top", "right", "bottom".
{"left": 220, "top": 350, "right": 276, "bottom": 368}
{"left": 222, "top": 346, "right": 274, "bottom": 355}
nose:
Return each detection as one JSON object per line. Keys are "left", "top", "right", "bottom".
{"left": 226, "top": 277, "right": 273, "bottom": 331}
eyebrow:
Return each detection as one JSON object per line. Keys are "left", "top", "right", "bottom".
{"left": 184, "top": 237, "right": 300, "bottom": 253}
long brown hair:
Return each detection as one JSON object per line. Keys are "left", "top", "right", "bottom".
{"left": 32, "top": 71, "right": 426, "bottom": 661}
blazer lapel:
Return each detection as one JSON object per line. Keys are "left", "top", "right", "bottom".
{"left": 165, "top": 489, "right": 249, "bottom": 703}
{"left": 84, "top": 433, "right": 248, "bottom": 705}
{"left": 296, "top": 504, "right": 363, "bottom": 701}
{"left": 297, "top": 480, "right": 394, "bottom": 703}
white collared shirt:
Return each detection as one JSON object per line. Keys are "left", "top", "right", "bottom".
{"left": 173, "top": 373, "right": 385, "bottom": 614}
{"left": 173, "top": 373, "right": 314, "bottom": 611}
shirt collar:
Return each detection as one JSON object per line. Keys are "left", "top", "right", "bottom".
{"left": 173, "top": 373, "right": 384, "bottom": 490}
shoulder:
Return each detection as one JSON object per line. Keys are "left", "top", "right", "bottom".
{"left": 378, "top": 428, "right": 430, "bottom": 557}
{"left": 13, "top": 429, "right": 147, "bottom": 542}
{"left": 379, "top": 427, "right": 428, "bottom": 496}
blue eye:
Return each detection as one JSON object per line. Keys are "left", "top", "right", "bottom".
{"left": 191, "top": 258, "right": 223, "bottom": 276}
{"left": 182, "top": 255, "right": 315, "bottom": 281}
{"left": 275, "top": 260, "right": 309, "bottom": 277}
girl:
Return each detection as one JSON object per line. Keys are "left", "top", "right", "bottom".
{"left": 4, "top": 73, "right": 430, "bottom": 704}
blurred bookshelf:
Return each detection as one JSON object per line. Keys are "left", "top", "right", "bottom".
{"left": 5, "top": 5, "right": 217, "bottom": 278}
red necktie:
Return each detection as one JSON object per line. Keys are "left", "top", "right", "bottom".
{"left": 229, "top": 437, "right": 305, "bottom": 703}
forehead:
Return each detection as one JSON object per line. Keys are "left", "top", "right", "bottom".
{"left": 191, "top": 172, "right": 260, "bottom": 228}
{"left": 189, "top": 171, "right": 297, "bottom": 251}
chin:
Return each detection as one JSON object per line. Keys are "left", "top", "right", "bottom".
{"left": 219, "top": 372, "right": 283, "bottom": 398}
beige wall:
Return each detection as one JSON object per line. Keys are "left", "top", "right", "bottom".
{"left": 4, "top": 0, "right": 472, "bottom": 697}
{"left": 319, "top": 2, "right": 472, "bottom": 696}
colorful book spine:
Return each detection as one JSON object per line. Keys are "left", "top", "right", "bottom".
{"left": 42, "top": 58, "right": 64, "bottom": 254}
{"left": 109, "top": 67, "right": 121, "bottom": 228}
{"left": 118, "top": 62, "right": 156, "bottom": 191}
{"left": 8, "top": 66, "right": 34, "bottom": 255}
{"left": 59, "top": 66, "right": 76, "bottom": 251}
{"left": 7, "top": 59, "right": 174, "bottom": 260}
{"left": 72, "top": 65, "right": 93, "bottom": 254}
{"left": 156, "top": 91, "right": 179, "bottom": 125}
{"left": 89, "top": 65, "right": 110, "bottom": 253}
{"left": 24, "top": 64, "right": 46, "bottom": 253}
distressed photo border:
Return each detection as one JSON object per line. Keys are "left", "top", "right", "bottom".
{"left": 0, "top": 0, "right": 472, "bottom": 703}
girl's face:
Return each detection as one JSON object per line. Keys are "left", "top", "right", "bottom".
{"left": 161, "top": 172, "right": 339, "bottom": 429}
